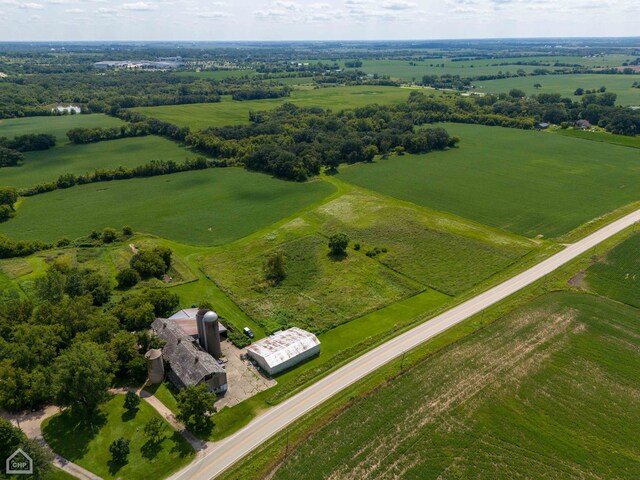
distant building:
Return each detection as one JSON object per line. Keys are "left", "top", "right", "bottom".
{"left": 536, "top": 122, "right": 550, "bottom": 130}
{"left": 151, "top": 317, "right": 228, "bottom": 394}
{"left": 576, "top": 119, "right": 592, "bottom": 129}
{"left": 93, "top": 59, "right": 183, "bottom": 70}
{"left": 52, "top": 105, "right": 81, "bottom": 114}
{"left": 246, "top": 327, "right": 320, "bottom": 376}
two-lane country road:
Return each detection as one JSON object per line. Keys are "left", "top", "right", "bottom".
{"left": 170, "top": 208, "right": 640, "bottom": 480}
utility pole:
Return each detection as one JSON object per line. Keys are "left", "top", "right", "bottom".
{"left": 400, "top": 351, "right": 405, "bottom": 372}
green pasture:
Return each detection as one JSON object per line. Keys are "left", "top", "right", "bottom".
{"left": 202, "top": 186, "right": 533, "bottom": 333}
{"left": 556, "top": 128, "right": 640, "bottom": 149}
{"left": 0, "top": 114, "right": 124, "bottom": 145}
{"left": 475, "top": 73, "right": 640, "bottom": 105}
{"left": 2, "top": 136, "right": 199, "bottom": 188}
{"left": 42, "top": 394, "right": 194, "bottom": 480}
{"left": 269, "top": 291, "right": 640, "bottom": 480}
{"left": 339, "top": 123, "right": 640, "bottom": 239}
{"left": 0, "top": 168, "right": 335, "bottom": 245}
{"left": 131, "top": 86, "right": 413, "bottom": 130}
{"left": 585, "top": 232, "right": 640, "bottom": 308}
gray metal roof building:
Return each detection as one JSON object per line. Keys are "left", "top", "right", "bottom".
{"left": 246, "top": 328, "right": 320, "bottom": 376}
{"left": 151, "top": 318, "right": 227, "bottom": 394}
{"left": 168, "top": 308, "right": 228, "bottom": 338}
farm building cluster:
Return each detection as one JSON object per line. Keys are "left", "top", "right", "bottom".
{"left": 145, "top": 307, "right": 320, "bottom": 404}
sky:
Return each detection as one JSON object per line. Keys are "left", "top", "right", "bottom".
{"left": 0, "top": 0, "right": 638, "bottom": 41}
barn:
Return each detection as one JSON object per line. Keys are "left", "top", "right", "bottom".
{"left": 246, "top": 328, "right": 320, "bottom": 376}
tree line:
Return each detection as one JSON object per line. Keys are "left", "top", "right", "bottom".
{"left": 0, "top": 133, "right": 56, "bottom": 167}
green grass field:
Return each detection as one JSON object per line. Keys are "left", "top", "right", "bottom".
{"left": 131, "top": 86, "right": 413, "bottom": 130}
{"left": 42, "top": 395, "right": 194, "bottom": 480}
{"left": 203, "top": 187, "right": 533, "bottom": 333}
{"left": 585, "top": 232, "right": 640, "bottom": 308}
{"left": 556, "top": 128, "right": 640, "bottom": 149}
{"left": 2, "top": 136, "right": 199, "bottom": 188}
{"left": 345, "top": 55, "right": 631, "bottom": 81}
{"left": 339, "top": 123, "right": 640, "bottom": 239}
{"left": 0, "top": 114, "right": 124, "bottom": 145}
{"left": 267, "top": 291, "right": 640, "bottom": 480}
{"left": 0, "top": 168, "right": 335, "bottom": 245}
{"left": 475, "top": 74, "right": 640, "bottom": 105}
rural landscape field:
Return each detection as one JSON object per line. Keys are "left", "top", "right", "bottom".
{"left": 0, "top": 32, "right": 639, "bottom": 480}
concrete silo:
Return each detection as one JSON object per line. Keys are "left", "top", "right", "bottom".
{"left": 195, "top": 308, "right": 208, "bottom": 349}
{"left": 202, "top": 310, "right": 222, "bottom": 359}
{"left": 145, "top": 348, "right": 165, "bottom": 384}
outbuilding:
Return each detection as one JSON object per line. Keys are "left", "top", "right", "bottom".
{"left": 246, "top": 327, "right": 320, "bottom": 376}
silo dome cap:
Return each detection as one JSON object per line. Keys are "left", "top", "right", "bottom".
{"left": 203, "top": 310, "right": 219, "bottom": 323}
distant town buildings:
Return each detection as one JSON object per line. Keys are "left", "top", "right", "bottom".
{"left": 93, "top": 58, "right": 184, "bottom": 70}
{"left": 52, "top": 105, "right": 81, "bottom": 114}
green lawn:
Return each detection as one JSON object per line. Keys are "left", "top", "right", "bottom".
{"left": 2, "top": 136, "right": 199, "bottom": 188}
{"left": 267, "top": 292, "right": 640, "bottom": 480}
{"left": 0, "top": 114, "right": 124, "bottom": 145}
{"left": 44, "top": 467, "right": 77, "bottom": 480}
{"left": 556, "top": 128, "right": 640, "bottom": 149}
{"left": 0, "top": 168, "right": 335, "bottom": 245}
{"left": 339, "top": 123, "right": 640, "bottom": 239}
{"left": 131, "top": 86, "right": 413, "bottom": 130}
{"left": 41, "top": 395, "right": 194, "bottom": 480}
{"left": 475, "top": 74, "right": 640, "bottom": 105}
{"left": 144, "top": 382, "right": 180, "bottom": 416}
{"left": 585, "top": 232, "right": 640, "bottom": 308}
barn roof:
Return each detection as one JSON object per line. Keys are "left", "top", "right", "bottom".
{"left": 168, "top": 308, "right": 227, "bottom": 337}
{"left": 151, "top": 318, "right": 224, "bottom": 387}
{"left": 246, "top": 328, "right": 320, "bottom": 369}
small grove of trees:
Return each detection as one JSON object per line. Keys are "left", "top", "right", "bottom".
{"left": 130, "top": 246, "right": 172, "bottom": 279}
{"left": 263, "top": 251, "right": 286, "bottom": 284}
{"left": 176, "top": 383, "right": 216, "bottom": 433}
{"left": 328, "top": 233, "right": 349, "bottom": 256}
{"left": 0, "top": 146, "right": 24, "bottom": 167}
{"left": 0, "top": 418, "right": 52, "bottom": 479}
{"left": 0, "top": 186, "right": 19, "bottom": 222}
{"left": 66, "top": 122, "right": 150, "bottom": 144}
{"left": 0, "top": 133, "right": 56, "bottom": 152}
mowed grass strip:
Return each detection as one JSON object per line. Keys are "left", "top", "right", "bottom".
{"left": 339, "top": 123, "right": 640, "bottom": 239}
{"left": 2, "top": 136, "right": 199, "bottom": 188}
{"left": 42, "top": 395, "right": 194, "bottom": 480}
{"left": 475, "top": 73, "right": 640, "bottom": 105}
{"left": 0, "top": 168, "right": 335, "bottom": 245}
{"left": 0, "top": 114, "right": 124, "bottom": 145}
{"left": 131, "top": 86, "right": 413, "bottom": 130}
{"left": 585, "top": 232, "right": 640, "bottom": 308}
{"left": 556, "top": 128, "right": 640, "bottom": 149}
{"left": 269, "top": 292, "right": 640, "bottom": 480}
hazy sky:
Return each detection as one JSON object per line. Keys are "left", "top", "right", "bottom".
{"left": 0, "top": 0, "right": 638, "bottom": 41}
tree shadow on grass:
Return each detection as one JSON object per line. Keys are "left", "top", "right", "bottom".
{"left": 327, "top": 251, "right": 348, "bottom": 262}
{"left": 170, "top": 432, "right": 198, "bottom": 458}
{"left": 107, "top": 457, "right": 129, "bottom": 476}
{"left": 121, "top": 408, "right": 138, "bottom": 422}
{"left": 141, "top": 438, "right": 164, "bottom": 460}
{"left": 42, "top": 409, "right": 107, "bottom": 461}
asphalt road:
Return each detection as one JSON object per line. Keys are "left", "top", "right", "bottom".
{"left": 170, "top": 209, "right": 640, "bottom": 480}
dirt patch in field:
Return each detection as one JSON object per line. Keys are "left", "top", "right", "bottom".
{"left": 568, "top": 270, "right": 586, "bottom": 288}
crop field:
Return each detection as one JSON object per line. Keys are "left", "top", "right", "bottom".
{"left": 585, "top": 232, "right": 640, "bottom": 308}
{"left": 556, "top": 128, "right": 640, "bottom": 149}
{"left": 2, "top": 136, "right": 199, "bottom": 188}
{"left": 268, "top": 292, "right": 640, "bottom": 480}
{"left": 42, "top": 394, "right": 194, "bottom": 480}
{"left": 348, "top": 55, "right": 631, "bottom": 81}
{"left": 339, "top": 123, "right": 640, "bottom": 239}
{"left": 0, "top": 168, "right": 335, "bottom": 244}
{"left": 474, "top": 74, "right": 640, "bottom": 105}
{"left": 131, "top": 86, "right": 413, "bottom": 130}
{"left": 202, "top": 188, "right": 535, "bottom": 332}
{"left": 0, "top": 114, "right": 124, "bottom": 145}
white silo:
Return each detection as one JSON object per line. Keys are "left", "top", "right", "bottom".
{"left": 202, "top": 310, "right": 222, "bottom": 359}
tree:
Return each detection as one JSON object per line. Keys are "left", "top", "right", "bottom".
{"left": 35, "top": 267, "right": 67, "bottom": 303}
{"left": 0, "top": 186, "right": 18, "bottom": 210}
{"left": 109, "top": 438, "right": 130, "bottom": 464}
{"left": 124, "top": 391, "right": 140, "bottom": 411}
{"left": 0, "top": 418, "right": 52, "bottom": 479}
{"left": 53, "top": 342, "right": 113, "bottom": 416}
{"left": 176, "top": 384, "right": 216, "bottom": 432}
{"left": 122, "top": 225, "right": 133, "bottom": 236}
{"left": 0, "top": 147, "right": 24, "bottom": 167}
{"left": 533, "top": 83, "right": 542, "bottom": 89}
{"left": 101, "top": 227, "right": 118, "bottom": 243}
{"left": 116, "top": 268, "right": 140, "bottom": 289}
{"left": 144, "top": 417, "right": 165, "bottom": 443}
{"left": 263, "top": 252, "right": 286, "bottom": 284}
{"left": 508, "top": 88, "right": 526, "bottom": 98}
{"left": 574, "top": 87, "right": 584, "bottom": 96}
{"left": 328, "top": 233, "right": 349, "bottom": 256}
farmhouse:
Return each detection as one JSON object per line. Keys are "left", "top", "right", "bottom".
{"left": 246, "top": 327, "right": 320, "bottom": 376}
{"left": 151, "top": 316, "right": 228, "bottom": 394}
